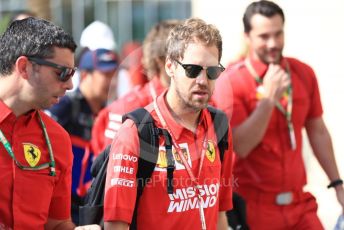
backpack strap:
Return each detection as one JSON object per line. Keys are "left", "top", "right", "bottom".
{"left": 122, "top": 108, "right": 160, "bottom": 230}
{"left": 207, "top": 106, "right": 229, "bottom": 162}
{"left": 122, "top": 108, "right": 160, "bottom": 191}
{"left": 161, "top": 129, "right": 175, "bottom": 194}
{"left": 79, "top": 145, "right": 110, "bottom": 226}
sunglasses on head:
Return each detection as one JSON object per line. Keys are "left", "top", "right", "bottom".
{"left": 174, "top": 59, "right": 225, "bottom": 80}
{"left": 27, "top": 57, "right": 77, "bottom": 82}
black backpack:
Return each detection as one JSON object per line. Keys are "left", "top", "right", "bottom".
{"left": 79, "top": 106, "right": 229, "bottom": 228}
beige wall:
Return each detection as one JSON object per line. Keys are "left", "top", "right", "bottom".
{"left": 192, "top": 0, "right": 344, "bottom": 228}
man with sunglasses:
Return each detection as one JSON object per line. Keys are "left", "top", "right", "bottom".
{"left": 213, "top": 1, "right": 344, "bottom": 229}
{"left": 104, "top": 18, "right": 233, "bottom": 230}
{"left": 0, "top": 17, "right": 99, "bottom": 229}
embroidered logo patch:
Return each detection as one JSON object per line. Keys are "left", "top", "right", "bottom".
{"left": 155, "top": 143, "right": 191, "bottom": 171}
{"left": 23, "top": 143, "right": 41, "bottom": 167}
{"left": 206, "top": 141, "right": 216, "bottom": 163}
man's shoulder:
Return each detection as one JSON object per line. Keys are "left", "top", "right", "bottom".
{"left": 227, "top": 60, "right": 246, "bottom": 71}
{"left": 220, "top": 60, "right": 247, "bottom": 80}
{"left": 107, "top": 85, "right": 152, "bottom": 115}
{"left": 286, "top": 57, "right": 314, "bottom": 71}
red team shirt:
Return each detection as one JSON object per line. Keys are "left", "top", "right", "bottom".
{"left": 0, "top": 100, "right": 73, "bottom": 229}
{"left": 213, "top": 56, "right": 323, "bottom": 193}
{"left": 104, "top": 91, "right": 233, "bottom": 229}
{"left": 91, "top": 77, "right": 165, "bottom": 155}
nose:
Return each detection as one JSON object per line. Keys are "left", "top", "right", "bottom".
{"left": 64, "top": 77, "right": 74, "bottom": 90}
{"left": 195, "top": 69, "right": 208, "bottom": 85}
{"left": 267, "top": 37, "right": 277, "bottom": 49}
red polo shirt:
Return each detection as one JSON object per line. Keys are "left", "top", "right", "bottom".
{"left": 213, "top": 56, "right": 323, "bottom": 193}
{"left": 0, "top": 100, "right": 73, "bottom": 229}
{"left": 91, "top": 77, "right": 165, "bottom": 155}
{"left": 104, "top": 91, "right": 233, "bottom": 229}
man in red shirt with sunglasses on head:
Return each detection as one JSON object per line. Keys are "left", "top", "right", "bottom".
{"left": 213, "top": 1, "right": 344, "bottom": 229}
{"left": 0, "top": 17, "right": 99, "bottom": 230}
{"left": 104, "top": 18, "right": 233, "bottom": 230}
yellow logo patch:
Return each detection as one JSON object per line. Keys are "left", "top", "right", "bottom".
{"left": 206, "top": 141, "right": 216, "bottom": 163}
{"left": 155, "top": 143, "right": 191, "bottom": 171}
{"left": 23, "top": 143, "right": 41, "bottom": 167}
{"left": 173, "top": 147, "right": 189, "bottom": 165}
{"left": 157, "top": 149, "right": 167, "bottom": 168}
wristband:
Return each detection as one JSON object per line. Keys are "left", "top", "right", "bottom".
{"left": 327, "top": 179, "right": 343, "bottom": 189}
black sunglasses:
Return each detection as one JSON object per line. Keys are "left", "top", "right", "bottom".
{"left": 27, "top": 57, "right": 77, "bottom": 82}
{"left": 174, "top": 59, "right": 225, "bottom": 80}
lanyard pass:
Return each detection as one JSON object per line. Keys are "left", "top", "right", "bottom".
{"left": 198, "top": 194, "right": 207, "bottom": 230}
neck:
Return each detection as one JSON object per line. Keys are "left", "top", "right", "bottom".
{"left": 166, "top": 90, "right": 200, "bottom": 133}
{"left": 79, "top": 84, "right": 103, "bottom": 115}
{"left": 0, "top": 75, "right": 31, "bottom": 117}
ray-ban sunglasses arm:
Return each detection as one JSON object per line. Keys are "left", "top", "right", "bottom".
{"left": 27, "top": 56, "right": 77, "bottom": 82}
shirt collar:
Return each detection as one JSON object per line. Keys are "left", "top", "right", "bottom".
{"left": 0, "top": 100, "right": 14, "bottom": 124}
{"left": 0, "top": 99, "right": 38, "bottom": 125}
{"left": 155, "top": 90, "right": 208, "bottom": 140}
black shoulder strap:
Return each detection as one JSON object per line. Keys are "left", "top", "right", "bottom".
{"left": 79, "top": 145, "right": 110, "bottom": 226}
{"left": 207, "top": 106, "right": 229, "bottom": 162}
{"left": 122, "top": 108, "right": 160, "bottom": 230}
{"left": 122, "top": 108, "right": 160, "bottom": 190}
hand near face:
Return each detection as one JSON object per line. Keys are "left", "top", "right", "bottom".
{"left": 262, "top": 64, "right": 290, "bottom": 102}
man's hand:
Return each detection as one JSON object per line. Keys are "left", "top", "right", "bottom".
{"left": 262, "top": 64, "right": 290, "bottom": 102}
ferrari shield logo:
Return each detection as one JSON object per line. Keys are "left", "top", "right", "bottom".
{"left": 23, "top": 143, "right": 41, "bottom": 167}
{"left": 206, "top": 141, "right": 216, "bottom": 163}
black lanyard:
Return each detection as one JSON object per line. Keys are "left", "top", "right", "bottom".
{"left": 0, "top": 111, "right": 56, "bottom": 176}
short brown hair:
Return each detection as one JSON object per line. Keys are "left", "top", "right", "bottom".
{"left": 166, "top": 18, "right": 222, "bottom": 62}
{"left": 142, "top": 19, "right": 181, "bottom": 79}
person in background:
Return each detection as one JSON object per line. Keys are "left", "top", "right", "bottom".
{"left": 47, "top": 48, "right": 118, "bottom": 224}
{"left": 213, "top": 1, "right": 344, "bottom": 229}
{"left": 104, "top": 18, "right": 233, "bottom": 230}
{"left": 9, "top": 10, "right": 36, "bottom": 23}
{"left": 91, "top": 19, "right": 180, "bottom": 155}
{"left": 118, "top": 41, "right": 148, "bottom": 96}
{"left": 0, "top": 17, "right": 98, "bottom": 230}
{"left": 72, "top": 20, "right": 118, "bottom": 93}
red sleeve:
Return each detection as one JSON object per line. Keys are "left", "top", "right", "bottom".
{"left": 48, "top": 134, "right": 73, "bottom": 219}
{"left": 104, "top": 119, "right": 139, "bottom": 223}
{"left": 91, "top": 108, "right": 109, "bottom": 156}
{"left": 213, "top": 69, "right": 251, "bottom": 128}
{"left": 218, "top": 128, "right": 233, "bottom": 211}
{"left": 306, "top": 67, "right": 323, "bottom": 119}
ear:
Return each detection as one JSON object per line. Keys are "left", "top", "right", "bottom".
{"left": 165, "top": 58, "right": 174, "bottom": 78}
{"left": 16, "top": 56, "right": 31, "bottom": 80}
{"left": 79, "top": 70, "right": 89, "bottom": 82}
{"left": 243, "top": 32, "right": 250, "bottom": 45}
